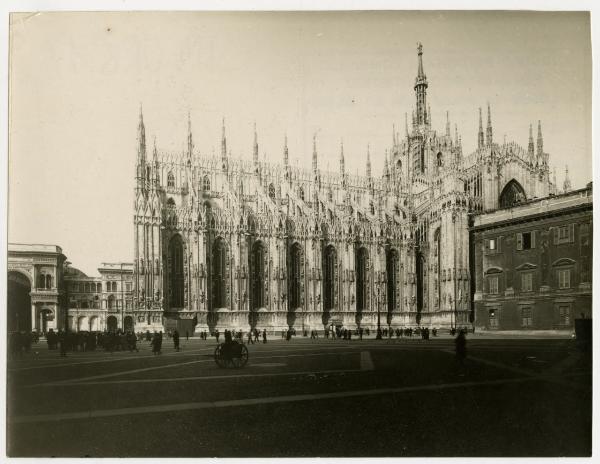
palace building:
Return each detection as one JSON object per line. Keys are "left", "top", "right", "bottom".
{"left": 131, "top": 44, "right": 560, "bottom": 334}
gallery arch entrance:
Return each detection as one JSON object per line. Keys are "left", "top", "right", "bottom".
{"left": 107, "top": 316, "right": 118, "bottom": 332}
{"left": 8, "top": 271, "right": 32, "bottom": 333}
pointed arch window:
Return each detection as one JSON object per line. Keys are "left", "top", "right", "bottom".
{"left": 203, "top": 175, "right": 211, "bottom": 192}
{"left": 386, "top": 248, "right": 399, "bottom": 323}
{"left": 356, "top": 247, "right": 369, "bottom": 312}
{"left": 250, "top": 241, "right": 266, "bottom": 310}
{"left": 323, "top": 245, "right": 337, "bottom": 311}
{"left": 169, "top": 234, "right": 184, "bottom": 307}
{"left": 45, "top": 274, "right": 52, "bottom": 289}
{"left": 289, "top": 243, "right": 304, "bottom": 309}
{"left": 167, "top": 171, "right": 175, "bottom": 188}
{"left": 211, "top": 237, "right": 229, "bottom": 309}
{"left": 299, "top": 187, "right": 305, "bottom": 201}
{"left": 499, "top": 179, "right": 526, "bottom": 208}
{"left": 268, "top": 183, "right": 276, "bottom": 200}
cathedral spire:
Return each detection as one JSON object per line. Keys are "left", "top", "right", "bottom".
{"left": 187, "top": 112, "right": 194, "bottom": 159}
{"left": 446, "top": 111, "right": 450, "bottom": 137}
{"left": 339, "top": 139, "right": 345, "bottom": 176}
{"left": 137, "top": 104, "right": 146, "bottom": 162}
{"left": 405, "top": 112, "right": 409, "bottom": 137}
{"left": 283, "top": 134, "right": 289, "bottom": 167}
{"left": 486, "top": 102, "right": 493, "bottom": 146}
{"left": 392, "top": 124, "right": 396, "bottom": 146}
{"left": 152, "top": 136, "right": 158, "bottom": 163}
{"left": 221, "top": 117, "right": 227, "bottom": 160}
{"left": 477, "top": 107, "right": 484, "bottom": 149}
{"left": 366, "top": 144, "right": 372, "bottom": 178}
{"left": 414, "top": 42, "right": 429, "bottom": 127}
{"left": 253, "top": 122, "right": 259, "bottom": 165}
{"left": 528, "top": 123, "right": 535, "bottom": 157}
{"left": 563, "top": 164, "right": 571, "bottom": 192}
{"left": 383, "top": 150, "right": 389, "bottom": 178}
{"left": 537, "top": 120, "right": 544, "bottom": 156}
{"left": 312, "top": 134, "right": 318, "bottom": 173}
{"left": 454, "top": 124, "right": 459, "bottom": 146}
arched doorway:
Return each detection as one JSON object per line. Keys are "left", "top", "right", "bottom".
{"left": 89, "top": 316, "right": 99, "bottom": 331}
{"left": 169, "top": 234, "right": 184, "bottom": 308}
{"left": 499, "top": 179, "right": 526, "bottom": 208}
{"left": 40, "top": 309, "right": 53, "bottom": 334}
{"left": 356, "top": 246, "right": 369, "bottom": 323}
{"left": 106, "top": 315, "right": 118, "bottom": 332}
{"left": 124, "top": 315, "right": 134, "bottom": 332}
{"left": 386, "top": 248, "right": 399, "bottom": 325}
{"left": 7, "top": 271, "right": 31, "bottom": 332}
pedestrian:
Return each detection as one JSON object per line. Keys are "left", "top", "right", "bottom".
{"left": 455, "top": 329, "right": 467, "bottom": 367}
{"left": 186, "top": 330, "right": 189, "bottom": 341}
{"left": 58, "top": 331, "right": 67, "bottom": 357}
{"left": 215, "top": 329, "right": 220, "bottom": 344}
{"left": 254, "top": 329, "right": 259, "bottom": 343}
{"left": 262, "top": 329, "right": 267, "bottom": 344}
{"left": 247, "top": 331, "right": 254, "bottom": 344}
{"left": 173, "top": 329, "right": 180, "bottom": 352}
{"left": 359, "top": 327, "right": 363, "bottom": 340}
{"left": 151, "top": 332, "right": 160, "bottom": 355}
{"left": 286, "top": 329, "right": 292, "bottom": 342}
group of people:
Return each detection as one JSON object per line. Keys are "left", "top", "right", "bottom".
{"left": 213, "top": 328, "right": 268, "bottom": 344}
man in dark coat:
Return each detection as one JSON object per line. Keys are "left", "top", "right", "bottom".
{"left": 262, "top": 329, "right": 267, "bottom": 344}
{"left": 173, "top": 330, "right": 180, "bottom": 352}
{"left": 455, "top": 329, "right": 467, "bottom": 366}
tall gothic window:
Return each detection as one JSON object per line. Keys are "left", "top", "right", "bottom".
{"left": 386, "top": 248, "right": 399, "bottom": 323}
{"left": 356, "top": 247, "right": 369, "bottom": 312}
{"left": 323, "top": 245, "right": 337, "bottom": 310}
{"left": 268, "top": 184, "right": 276, "bottom": 200}
{"left": 167, "top": 172, "right": 175, "bottom": 188}
{"left": 299, "top": 187, "right": 305, "bottom": 201}
{"left": 250, "top": 241, "right": 266, "bottom": 309}
{"left": 499, "top": 179, "right": 526, "bottom": 208}
{"left": 416, "top": 251, "right": 425, "bottom": 321}
{"left": 434, "top": 228, "right": 441, "bottom": 307}
{"left": 203, "top": 175, "right": 211, "bottom": 192}
{"left": 211, "top": 237, "right": 228, "bottom": 309}
{"left": 289, "top": 243, "right": 304, "bottom": 309}
{"left": 169, "top": 234, "right": 184, "bottom": 307}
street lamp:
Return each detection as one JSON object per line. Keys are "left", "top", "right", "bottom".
{"left": 376, "top": 277, "right": 382, "bottom": 339}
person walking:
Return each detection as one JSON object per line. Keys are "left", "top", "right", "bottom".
{"left": 215, "top": 329, "right": 220, "bottom": 344}
{"left": 173, "top": 329, "right": 180, "bottom": 352}
{"left": 186, "top": 330, "right": 189, "bottom": 341}
{"left": 455, "top": 329, "right": 467, "bottom": 367}
{"left": 286, "top": 329, "right": 292, "bottom": 342}
{"left": 247, "top": 330, "right": 254, "bottom": 344}
{"left": 262, "top": 328, "right": 267, "bottom": 344}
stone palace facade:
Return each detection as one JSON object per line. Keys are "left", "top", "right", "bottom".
{"left": 132, "top": 44, "right": 556, "bottom": 334}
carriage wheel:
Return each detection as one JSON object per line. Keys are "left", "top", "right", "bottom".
{"left": 214, "top": 345, "right": 225, "bottom": 368}
{"left": 232, "top": 344, "right": 249, "bottom": 368}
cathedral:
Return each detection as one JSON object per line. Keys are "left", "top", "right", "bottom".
{"left": 132, "top": 44, "right": 554, "bottom": 334}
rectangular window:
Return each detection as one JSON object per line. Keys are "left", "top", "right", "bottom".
{"left": 488, "top": 275, "right": 499, "bottom": 294}
{"left": 489, "top": 309, "right": 498, "bottom": 328}
{"left": 521, "top": 272, "right": 533, "bottom": 292}
{"left": 489, "top": 238, "right": 496, "bottom": 251}
{"left": 126, "top": 282, "right": 132, "bottom": 292}
{"left": 558, "top": 306, "right": 570, "bottom": 326}
{"left": 557, "top": 269, "right": 571, "bottom": 289}
{"left": 521, "top": 306, "right": 533, "bottom": 327}
{"left": 555, "top": 224, "right": 575, "bottom": 245}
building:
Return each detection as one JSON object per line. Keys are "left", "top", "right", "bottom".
{"left": 7, "top": 244, "right": 66, "bottom": 333}
{"left": 63, "top": 262, "right": 134, "bottom": 332}
{"left": 132, "top": 43, "right": 561, "bottom": 334}
{"left": 471, "top": 185, "right": 593, "bottom": 331}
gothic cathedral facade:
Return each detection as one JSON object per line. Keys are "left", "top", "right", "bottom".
{"left": 132, "top": 44, "right": 554, "bottom": 333}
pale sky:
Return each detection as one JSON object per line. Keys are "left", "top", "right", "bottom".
{"left": 8, "top": 11, "right": 592, "bottom": 275}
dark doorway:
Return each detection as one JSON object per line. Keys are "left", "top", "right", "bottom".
{"left": 107, "top": 315, "right": 118, "bottom": 332}
{"left": 7, "top": 271, "right": 31, "bottom": 333}
{"left": 124, "top": 315, "right": 134, "bottom": 332}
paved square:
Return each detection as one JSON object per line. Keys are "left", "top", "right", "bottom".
{"left": 7, "top": 335, "right": 591, "bottom": 457}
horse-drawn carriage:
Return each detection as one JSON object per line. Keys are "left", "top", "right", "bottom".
{"left": 213, "top": 339, "right": 249, "bottom": 368}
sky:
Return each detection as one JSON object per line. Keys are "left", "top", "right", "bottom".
{"left": 8, "top": 11, "right": 592, "bottom": 275}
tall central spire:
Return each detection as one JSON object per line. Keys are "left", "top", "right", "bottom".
{"left": 414, "top": 42, "right": 429, "bottom": 128}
